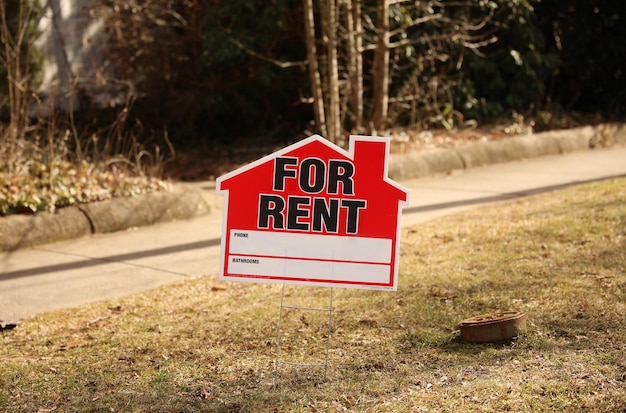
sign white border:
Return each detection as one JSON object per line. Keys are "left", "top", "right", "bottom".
{"left": 216, "top": 135, "right": 409, "bottom": 290}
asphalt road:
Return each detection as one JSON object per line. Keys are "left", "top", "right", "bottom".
{"left": 1, "top": 146, "right": 625, "bottom": 322}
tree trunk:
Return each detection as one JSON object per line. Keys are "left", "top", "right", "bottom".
{"left": 302, "top": 0, "right": 327, "bottom": 138}
{"left": 345, "top": 0, "right": 363, "bottom": 132}
{"left": 370, "top": 0, "right": 389, "bottom": 132}
{"left": 322, "top": 0, "right": 341, "bottom": 144}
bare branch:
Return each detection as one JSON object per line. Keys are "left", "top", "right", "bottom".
{"left": 462, "top": 35, "right": 498, "bottom": 50}
{"left": 388, "top": 13, "right": 443, "bottom": 39}
{"left": 226, "top": 37, "right": 308, "bottom": 69}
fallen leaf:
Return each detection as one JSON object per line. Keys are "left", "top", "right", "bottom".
{"left": 59, "top": 339, "right": 87, "bottom": 351}
{"left": 87, "top": 316, "right": 110, "bottom": 326}
{"left": 358, "top": 318, "right": 378, "bottom": 327}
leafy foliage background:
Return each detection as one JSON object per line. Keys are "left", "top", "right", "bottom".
{"left": 1, "top": 0, "right": 625, "bottom": 215}
{"left": 3, "top": 0, "right": 625, "bottom": 143}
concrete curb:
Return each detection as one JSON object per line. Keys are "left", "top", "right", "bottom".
{"left": 0, "top": 188, "right": 209, "bottom": 252}
{"left": 388, "top": 123, "right": 625, "bottom": 181}
{"left": 1, "top": 123, "right": 624, "bottom": 252}
{"left": 78, "top": 189, "right": 209, "bottom": 234}
{"left": 0, "top": 207, "right": 92, "bottom": 252}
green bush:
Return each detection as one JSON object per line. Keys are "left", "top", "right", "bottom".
{"left": 534, "top": 0, "right": 626, "bottom": 117}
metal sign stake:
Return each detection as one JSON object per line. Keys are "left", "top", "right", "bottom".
{"left": 274, "top": 284, "right": 333, "bottom": 386}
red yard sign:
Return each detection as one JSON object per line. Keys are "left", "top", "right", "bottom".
{"left": 216, "top": 135, "right": 410, "bottom": 290}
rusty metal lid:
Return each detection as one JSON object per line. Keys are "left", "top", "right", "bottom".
{"left": 459, "top": 311, "right": 527, "bottom": 343}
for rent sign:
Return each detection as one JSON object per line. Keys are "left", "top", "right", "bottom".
{"left": 216, "top": 135, "right": 410, "bottom": 290}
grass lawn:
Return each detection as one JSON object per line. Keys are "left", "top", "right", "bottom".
{"left": 1, "top": 177, "right": 625, "bottom": 412}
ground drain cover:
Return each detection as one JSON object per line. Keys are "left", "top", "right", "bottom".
{"left": 459, "top": 311, "right": 527, "bottom": 343}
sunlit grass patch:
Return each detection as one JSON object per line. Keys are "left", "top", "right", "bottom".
{"left": 1, "top": 178, "right": 625, "bottom": 412}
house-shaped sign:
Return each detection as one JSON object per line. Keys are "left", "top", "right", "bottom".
{"left": 216, "top": 135, "right": 410, "bottom": 290}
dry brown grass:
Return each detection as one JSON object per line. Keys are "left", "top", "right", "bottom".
{"left": 1, "top": 178, "right": 625, "bottom": 412}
